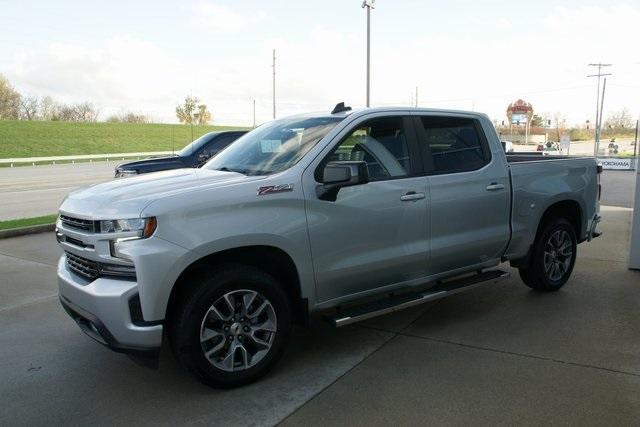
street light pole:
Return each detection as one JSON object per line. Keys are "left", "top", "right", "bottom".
{"left": 362, "top": 0, "right": 375, "bottom": 107}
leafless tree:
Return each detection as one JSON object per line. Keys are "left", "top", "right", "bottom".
{"left": 605, "top": 108, "right": 633, "bottom": 130}
{"left": 20, "top": 96, "right": 39, "bottom": 120}
{"left": 40, "top": 96, "right": 59, "bottom": 121}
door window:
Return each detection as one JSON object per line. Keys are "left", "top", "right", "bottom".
{"left": 416, "top": 116, "right": 489, "bottom": 174}
{"left": 322, "top": 116, "right": 412, "bottom": 181}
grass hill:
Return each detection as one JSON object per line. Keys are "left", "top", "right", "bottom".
{"left": 0, "top": 120, "right": 248, "bottom": 158}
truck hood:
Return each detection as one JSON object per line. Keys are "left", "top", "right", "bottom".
{"left": 60, "top": 168, "right": 263, "bottom": 219}
{"left": 116, "top": 155, "right": 188, "bottom": 172}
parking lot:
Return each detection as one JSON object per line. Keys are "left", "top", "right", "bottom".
{"left": 0, "top": 171, "right": 638, "bottom": 425}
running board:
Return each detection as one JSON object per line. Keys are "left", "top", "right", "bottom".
{"left": 327, "top": 270, "right": 510, "bottom": 327}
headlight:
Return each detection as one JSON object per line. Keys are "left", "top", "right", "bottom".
{"left": 115, "top": 169, "right": 138, "bottom": 178}
{"left": 99, "top": 217, "right": 157, "bottom": 238}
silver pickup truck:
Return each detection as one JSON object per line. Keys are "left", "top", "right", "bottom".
{"left": 56, "top": 105, "right": 601, "bottom": 387}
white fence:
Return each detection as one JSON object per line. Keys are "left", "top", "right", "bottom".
{"left": 0, "top": 151, "right": 173, "bottom": 167}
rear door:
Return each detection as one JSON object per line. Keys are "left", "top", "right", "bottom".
{"left": 413, "top": 114, "right": 510, "bottom": 274}
{"left": 303, "top": 113, "right": 430, "bottom": 303}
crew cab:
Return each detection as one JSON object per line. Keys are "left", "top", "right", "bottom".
{"left": 56, "top": 105, "right": 601, "bottom": 388}
{"left": 114, "top": 130, "right": 247, "bottom": 178}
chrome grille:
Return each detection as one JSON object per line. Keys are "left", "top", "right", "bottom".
{"left": 65, "top": 252, "right": 100, "bottom": 280}
{"left": 60, "top": 215, "right": 95, "bottom": 232}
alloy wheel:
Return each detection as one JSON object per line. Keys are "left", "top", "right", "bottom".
{"left": 199, "top": 289, "right": 277, "bottom": 372}
{"left": 543, "top": 230, "right": 573, "bottom": 282}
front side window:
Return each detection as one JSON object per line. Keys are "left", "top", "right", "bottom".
{"left": 417, "top": 116, "right": 489, "bottom": 174}
{"left": 322, "top": 116, "right": 411, "bottom": 181}
{"left": 205, "top": 117, "right": 343, "bottom": 175}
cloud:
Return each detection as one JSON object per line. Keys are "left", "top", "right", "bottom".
{"left": 191, "top": 2, "right": 257, "bottom": 34}
{"left": 5, "top": 4, "right": 639, "bottom": 125}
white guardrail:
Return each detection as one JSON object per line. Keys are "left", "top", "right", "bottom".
{"left": 0, "top": 151, "right": 174, "bottom": 167}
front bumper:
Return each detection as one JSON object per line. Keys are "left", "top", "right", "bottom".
{"left": 58, "top": 256, "right": 163, "bottom": 354}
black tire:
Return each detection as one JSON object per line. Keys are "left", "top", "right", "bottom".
{"left": 518, "top": 217, "right": 577, "bottom": 292}
{"left": 169, "top": 264, "right": 292, "bottom": 388}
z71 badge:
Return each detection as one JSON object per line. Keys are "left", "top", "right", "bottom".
{"left": 257, "top": 183, "right": 294, "bottom": 196}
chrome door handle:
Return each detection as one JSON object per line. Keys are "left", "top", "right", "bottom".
{"left": 485, "top": 183, "right": 505, "bottom": 191}
{"left": 400, "top": 191, "right": 425, "bottom": 201}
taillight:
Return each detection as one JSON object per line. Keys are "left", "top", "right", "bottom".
{"left": 597, "top": 164, "right": 602, "bottom": 201}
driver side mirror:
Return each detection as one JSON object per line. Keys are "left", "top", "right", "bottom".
{"left": 317, "top": 161, "right": 369, "bottom": 201}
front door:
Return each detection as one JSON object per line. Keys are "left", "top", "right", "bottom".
{"left": 303, "top": 114, "right": 430, "bottom": 303}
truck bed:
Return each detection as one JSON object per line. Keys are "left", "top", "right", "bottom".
{"left": 506, "top": 153, "right": 580, "bottom": 163}
{"left": 504, "top": 155, "right": 599, "bottom": 261}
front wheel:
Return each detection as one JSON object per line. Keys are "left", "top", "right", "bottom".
{"left": 169, "top": 265, "right": 292, "bottom": 388}
{"left": 519, "top": 218, "right": 577, "bottom": 292}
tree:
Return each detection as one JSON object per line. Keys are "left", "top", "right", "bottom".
{"left": 605, "top": 108, "right": 633, "bottom": 130}
{"left": 106, "top": 111, "right": 149, "bottom": 123}
{"left": 551, "top": 112, "right": 567, "bottom": 143}
{"left": 40, "top": 96, "right": 59, "bottom": 121}
{"left": 194, "top": 103, "right": 212, "bottom": 125}
{"left": 0, "top": 74, "right": 21, "bottom": 120}
{"left": 530, "top": 114, "right": 544, "bottom": 127}
{"left": 74, "top": 102, "right": 99, "bottom": 122}
{"left": 56, "top": 102, "right": 98, "bottom": 122}
{"left": 176, "top": 96, "right": 198, "bottom": 124}
{"left": 20, "top": 96, "right": 39, "bottom": 120}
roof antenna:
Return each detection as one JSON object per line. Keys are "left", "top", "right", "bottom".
{"left": 331, "top": 102, "right": 352, "bottom": 114}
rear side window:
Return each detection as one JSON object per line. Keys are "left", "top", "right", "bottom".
{"left": 417, "top": 116, "right": 489, "bottom": 174}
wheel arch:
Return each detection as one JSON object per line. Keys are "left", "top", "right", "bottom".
{"left": 510, "top": 199, "right": 583, "bottom": 268}
{"left": 166, "top": 245, "right": 308, "bottom": 326}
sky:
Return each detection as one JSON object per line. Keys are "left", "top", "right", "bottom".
{"left": 1, "top": 0, "right": 639, "bottom": 126}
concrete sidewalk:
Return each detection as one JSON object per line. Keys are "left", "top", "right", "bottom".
{"left": 0, "top": 206, "right": 638, "bottom": 425}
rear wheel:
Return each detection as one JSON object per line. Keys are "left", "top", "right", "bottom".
{"left": 518, "top": 218, "right": 577, "bottom": 292}
{"left": 170, "top": 265, "right": 292, "bottom": 388}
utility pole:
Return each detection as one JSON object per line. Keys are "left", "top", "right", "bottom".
{"left": 415, "top": 86, "right": 418, "bottom": 107}
{"left": 272, "top": 49, "right": 276, "bottom": 120}
{"left": 597, "top": 77, "right": 607, "bottom": 155}
{"left": 633, "top": 119, "right": 638, "bottom": 159}
{"left": 588, "top": 63, "right": 612, "bottom": 156}
{"left": 362, "top": 0, "right": 375, "bottom": 107}
{"left": 252, "top": 99, "right": 256, "bottom": 128}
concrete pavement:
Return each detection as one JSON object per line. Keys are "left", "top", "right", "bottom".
{"left": 0, "top": 205, "right": 638, "bottom": 425}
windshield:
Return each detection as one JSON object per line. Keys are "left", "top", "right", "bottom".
{"left": 177, "top": 132, "right": 218, "bottom": 157}
{"left": 204, "top": 116, "right": 343, "bottom": 175}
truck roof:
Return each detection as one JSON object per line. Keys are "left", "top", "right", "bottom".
{"left": 287, "top": 106, "right": 489, "bottom": 121}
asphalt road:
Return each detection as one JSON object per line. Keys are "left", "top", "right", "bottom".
{"left": 0, "top": 205, "right": 639, "bottom": 425}
{"left": 0, "top": 162, "right": 637, "bottom": 221}
{"left": 0, "top": 162, "right": 115, "bottom": 221}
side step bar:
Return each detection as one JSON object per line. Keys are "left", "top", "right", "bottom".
{"left": 327, "top": 269, "right": 510, "bottom": 327}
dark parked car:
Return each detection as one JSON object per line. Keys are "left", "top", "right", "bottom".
{"left": 114, "top": 130, "right": 247, "bottom": 178}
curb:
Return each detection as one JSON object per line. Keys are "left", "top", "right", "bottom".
{"left": 0, "top": 223, "right": 55, "bottom": 239}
